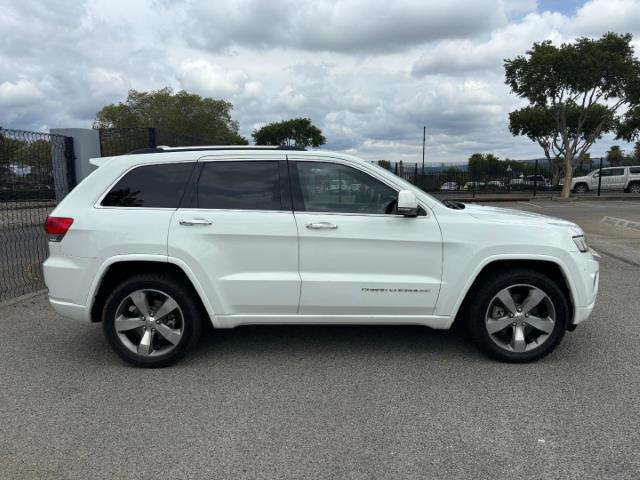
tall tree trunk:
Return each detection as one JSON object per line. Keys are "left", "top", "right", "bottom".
{"left": 560, "top": 155, "right": 573, "bottom": 198}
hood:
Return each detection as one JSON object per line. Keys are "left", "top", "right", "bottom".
{"left": 463, "top": 204, "right": 583, "bottom": 233}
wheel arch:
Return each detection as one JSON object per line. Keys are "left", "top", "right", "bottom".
{"left": 89, "top": 257, "right": 214, "bottom": 324}
{"left": 573, "top": 182, "right": 589, "bottom": 192}
{"left": 450, "top": 258, "right": 575, "bottom": 329}
{"left": 626, "top": 180, "right": 640, "bottom": 192}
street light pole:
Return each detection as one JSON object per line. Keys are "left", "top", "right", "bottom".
{"left": 421, "top": 126, "right": 426, "bottom": 188}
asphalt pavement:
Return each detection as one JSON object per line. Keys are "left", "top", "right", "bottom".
{"left": 0, "top": 200, "right": 639, "bottom": 479}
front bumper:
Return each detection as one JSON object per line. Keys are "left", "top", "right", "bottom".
{"left": 571, "top": 249, "right": 599, "bottom": 325}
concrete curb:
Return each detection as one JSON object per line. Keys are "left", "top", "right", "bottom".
{"left": 0, "top": 290, "right": 47, "bottom": 309}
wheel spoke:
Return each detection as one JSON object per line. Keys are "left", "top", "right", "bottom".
{"left": 510, "top": 324, "right": 526, "bottom": 352}
{"left": 153, "top": 297, "right": 178, "bottom": 321}
{"left": 137, "top": 329, "right": 153, "bottom": 355}
{"left": 129, "top": 291, "right": 150, "bottom": 318}
{"left": 115, "top": 315, "right": 145, "bottom": 332}
{"left": 486, "top": 316, "right": 513, "bottom": 334}
{"left": 521, "top": 288, "right": 546, "bottom": 315}
{"left": 496, "top": 288, "right": 518, "bottom": 314}
{"left": 525, "top": 315, "right": 554, "bottom": 334}
{"left": 155, "top": 323, "right": 181, "bottom": 345}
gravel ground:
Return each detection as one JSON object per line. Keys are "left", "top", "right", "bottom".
{"left": 0, "top": 252, "right": 638, "bottom": 479}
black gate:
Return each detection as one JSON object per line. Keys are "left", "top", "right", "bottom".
{"left": 0, "top": 128, "right": 75, "bottom": 301}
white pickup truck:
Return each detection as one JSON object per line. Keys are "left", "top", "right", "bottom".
{"left": 571, "top": 166, "right": 640, "bottom": 193}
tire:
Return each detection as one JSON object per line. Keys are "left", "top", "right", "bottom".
{"left": 573, "top": 183, "right": 589, "bottom": 194}
{"left": 627, "top": 182, "right": 640, "bottom": 194}
{"left": 466, "top": 269, "right": 569, "bottom": 363}
{"left": 102, "top": 273, "right": 203, "bottom": 367}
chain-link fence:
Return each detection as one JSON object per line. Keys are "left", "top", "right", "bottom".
{"left": 0, "top": 128, "right": 74, "bottom": 301}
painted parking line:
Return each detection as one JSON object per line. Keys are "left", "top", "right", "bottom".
{"left": 601, "top": 216, "right": 640, "bottom": 231}
{"left": 518, "top": 201, "right": 545, "bottom": 209}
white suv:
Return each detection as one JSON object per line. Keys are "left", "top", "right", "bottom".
{"left": 571, "top": 165, "right": 640, "bottom": 193}
{"left": 43, "top": 146, "right": 599, "bottom": 367}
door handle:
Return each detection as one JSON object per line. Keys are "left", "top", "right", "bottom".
{"left": 306, "top": 222, "right": 338, "bottom": 230}
{"left": 179, "top": 218, "right": 212, "bottom": 226}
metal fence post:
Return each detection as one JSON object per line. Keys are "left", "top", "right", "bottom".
{"left": 63, "top": 136, "right": 77, "bottom": 189}
{"left": 394, "top": 162, "right": 398, "bottom": 175}
{"left": 472, "top": 169, "right": 476, "bottom": 198}
{"left": 597, "top": 157, "right": 603, "bottom": 196}
{"left": 414, "top": 163, "right": 418, "bottom": 187}
{"left": 533, "top": 159, "right": 538, "bottom": 197}
{"left": 148, "top": 127, "right": 157, "bottom": 148}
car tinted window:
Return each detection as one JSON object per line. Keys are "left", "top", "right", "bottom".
{"left": 101, "top": 162, "right": 195, "bottom": 208}
{"left": 629, "top": 167, "right": 640, "bottom": 174}
{"left": 196, "top": 161, "right": 283, "bottom": 210}
{"left": 601, "top": 168, "right": 624, "bottom": 177}
{"left": 296, "top": 162, "right": 397, "bottom": 214}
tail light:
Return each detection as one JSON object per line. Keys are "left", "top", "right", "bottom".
{"left": 44, "top": 216, "right": 74, "bottom": 242}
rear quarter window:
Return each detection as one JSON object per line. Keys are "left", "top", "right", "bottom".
{"left": 101, "top": 162, "right": 196, "bottom": 208}
{"left": 630, "top": 167, "right": 640, "bottom": 174}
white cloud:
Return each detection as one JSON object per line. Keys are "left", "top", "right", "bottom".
{"left": 186, "top": 0, "right": 508, "bottom": 52}
{"left": 0, "top": 80, "right": 44, "bottom": 107}
{"left": 176, "top": 59, "right": 251, "bottom": 97}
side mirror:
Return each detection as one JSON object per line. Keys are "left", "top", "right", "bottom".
{"left": 397, "top": 190, "right": 418, "bottom": 217}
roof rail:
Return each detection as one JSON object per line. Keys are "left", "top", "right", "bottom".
{"left": 126, "top": 145, "right": 307, "bottom": 155}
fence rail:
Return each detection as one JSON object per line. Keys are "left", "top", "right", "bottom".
{"left": 98, "top": 127, "right": 211, "bottom": 157}
{"left": 0, "top": 128, "right": 74, "bottom": 301}
{"left": 378, "top": 157, "right": 639, "bottom": 198}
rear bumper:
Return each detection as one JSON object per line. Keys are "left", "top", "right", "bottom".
{"left": 48, "top": 298, "right": 91, "bottom": 322}
{"left": 43, "top": 252, "right": 95, "bottom": 322}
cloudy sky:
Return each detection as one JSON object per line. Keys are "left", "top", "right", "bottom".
{"left": 1, "top": 0, "right": 640, "bottom": 163}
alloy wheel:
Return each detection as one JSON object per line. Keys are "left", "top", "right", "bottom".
{"left": 114, "top": 289, "right": 184, "bottom": 357}
{"left": 485, "top": 284, "right": 556, "bottom": 353}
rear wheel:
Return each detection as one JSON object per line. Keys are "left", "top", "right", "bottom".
{"left": 627, "top": 182, "right": 640, "bottom": 194}
{"left": 102, "top": 274, "right": 203, "bottom": 367}
{"left": 466, "top": 269, "right": 569, "bottom": 362}
{"left": 573, "top": 183, "right": 589, "bottom": 194}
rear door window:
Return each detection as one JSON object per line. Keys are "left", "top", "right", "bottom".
{"left": 629, "top": 167, "right": 640, "bottom": 174}
{"left": 195, "top": 161, "right": 285, "bottom": 210}
{"left": 101, "top": 162, "right": 196, "bottom": 208}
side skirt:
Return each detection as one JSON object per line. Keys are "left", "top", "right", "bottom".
{"left": 211, "top": 314, "right": 453, "bottom": 330}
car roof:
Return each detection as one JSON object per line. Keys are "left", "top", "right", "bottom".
{"left": 89, "top": 147, "right": 370, "bottom": 169}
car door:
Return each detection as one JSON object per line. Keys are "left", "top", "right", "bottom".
{"left": 608, "top": 167, "right": 627, "bottom": 189}
{"left": 168, "top": 156, "right": 300, "bottom": 316}
{"left": 598, "top": 168, "right": 625, "bottom": 190}
{"left": 290, "top": 157, "right": 443, "bottom": 317}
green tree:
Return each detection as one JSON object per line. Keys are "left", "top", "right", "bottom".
{"left": 606, "top": 145, "right": 625, "bottom": 166}
{"left": 505, "top": 33, "right": 640, "bottom": 197}
{"left": 252, "top": 118, "right": 326, "bottom": 148}
{"left": 94, "top": 87, "right": 247, "bottom": 145}
{"left": 508, "top": 104, "right": 611, "bottom": 185}
{"left": 626, "top": 142, "right": 640, "bottom": 165}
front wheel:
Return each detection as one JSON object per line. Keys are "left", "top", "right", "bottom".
{"left": 573, "top": 183, "right": 589, "bottom": 194}
{"left": 466, "top": 269, "right": 569, "bottom": 362}
{"left": 102, "top": 274, "right": 203, "bottom": 367}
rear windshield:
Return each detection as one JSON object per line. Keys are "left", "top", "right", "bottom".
{"left": 101, "top": 162, "right": 195, "bottom": 208}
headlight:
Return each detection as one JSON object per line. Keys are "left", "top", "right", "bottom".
{"left": 573, "top": 235, "right": 589, "bottom": 252}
